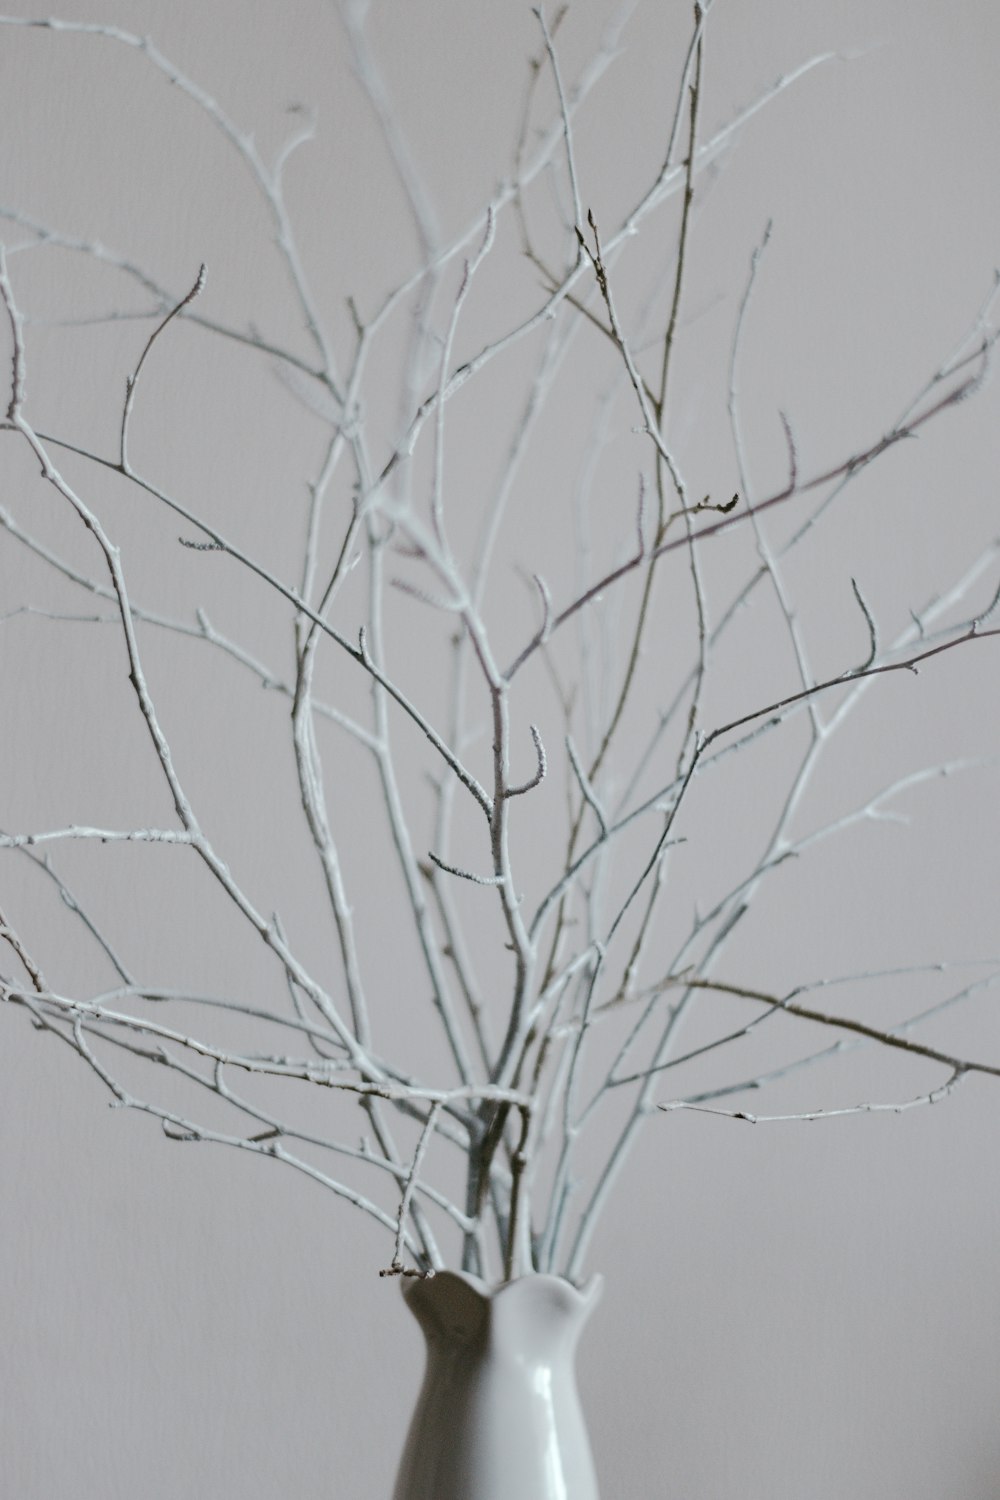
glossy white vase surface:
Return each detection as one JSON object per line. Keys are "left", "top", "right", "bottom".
{"left": 392, "top": 1270, "right": 602, "bottom": 1500}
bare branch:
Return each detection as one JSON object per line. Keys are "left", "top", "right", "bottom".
{"left": 849, "top": 577, "right": 879, "bottom": 673}
{"left": 506, "top": 724, "right": 548, "bottom": 799}
{"left": 427, "top": 852, "right": 506, "bottom": 887}
{"left": 3, "top": 5, "right": 998, "bottom": 1296}
{"left": 120, "top": 263, "right": 205, "bottom": 470}
{"left": 660, "top": 1070, "right": 965, "bottom": 1124}
{"left": 662, "top": 976, "right": 1000, "bottom": 1082}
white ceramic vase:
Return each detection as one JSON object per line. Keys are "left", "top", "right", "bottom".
{"left": 392, "top": 1270, "right": 603, "bottom": 1500}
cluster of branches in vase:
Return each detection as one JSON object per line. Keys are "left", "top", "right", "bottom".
{"left": 2, "top": 2, "right": 999, "bottom": 1286}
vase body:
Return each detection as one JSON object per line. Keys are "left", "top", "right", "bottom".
{"left": 392, "top": 1270, "right": 602, "bottom": 1500}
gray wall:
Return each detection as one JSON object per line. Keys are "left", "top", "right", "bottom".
{"left": 2, "top": 2, "right": 1000, "bottom": 1496}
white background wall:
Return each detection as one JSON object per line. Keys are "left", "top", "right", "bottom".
{"left": 2, "top": 3, "right": 1000, "bottom": 1496}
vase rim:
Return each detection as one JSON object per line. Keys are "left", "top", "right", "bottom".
{"left": 403, "top": 1267, "right": 603, "bottom": 1306}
